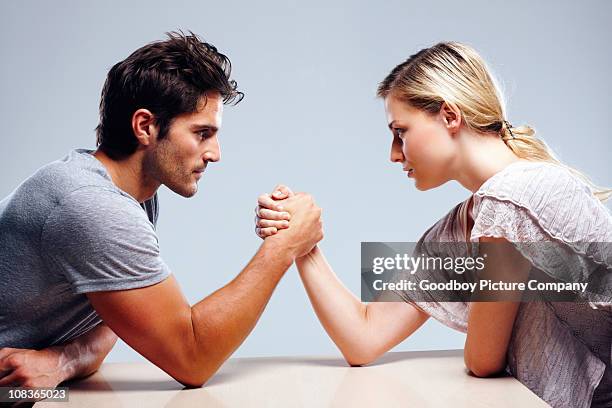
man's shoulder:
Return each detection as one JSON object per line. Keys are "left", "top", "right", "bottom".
{"left": 35, "top": 149, "right": 111, "bottom": 187}
{"left": 34, "top": 149, "right": 146, "bottom": 211}
{"left": 40, "top": 186, "right": 157, "bottom": 254}
{"left": 51, "top": 186, "right": 148, "bottom": 226}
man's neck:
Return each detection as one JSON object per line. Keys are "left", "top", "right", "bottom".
{"left": 93, "top": 149, "right": 160, "bottom": 203}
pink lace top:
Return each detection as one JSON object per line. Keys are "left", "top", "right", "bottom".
{"left": 404, "top": 161, "right": 612, "bottom": 407}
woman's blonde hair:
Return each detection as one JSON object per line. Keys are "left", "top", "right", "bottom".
{"left": 377, "top": 42, "right": 611, "bottom": 202}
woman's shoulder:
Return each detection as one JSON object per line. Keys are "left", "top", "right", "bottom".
{"left": 475, "top": 160, "right": 596, "bottom": 205}
{"left": 419, "top": 199, "right": 468, "bottom": 243}
{"left": 472, "top": 160, "right": 612, "bottom": 243}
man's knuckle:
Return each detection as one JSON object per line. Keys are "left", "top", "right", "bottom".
{"left": 21, "top": 378, "right": 35, "bottom": 387}
{"left": 13, "top": 368, "right": 26, "bottom": 379}
{"left": 7, "top": 356, "right": 20, "bottom": 368}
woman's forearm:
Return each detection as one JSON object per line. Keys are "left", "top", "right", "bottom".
{"left": 296, "top": 246, "right": 369, "bottom": 362}
{"left": 296, "top": 246, "right": 428, "bottom": 365}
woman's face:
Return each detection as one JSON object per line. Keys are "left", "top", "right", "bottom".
{"left": 384, "top": 95, "right": 456, "bottom": 190}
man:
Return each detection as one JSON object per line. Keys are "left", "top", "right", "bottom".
{"left": 0, "top": 31, "right": 323, "bottom": 388}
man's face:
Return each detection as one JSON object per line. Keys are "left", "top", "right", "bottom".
{"left": 144, "top": 91, "right": 223, "bottom": 197}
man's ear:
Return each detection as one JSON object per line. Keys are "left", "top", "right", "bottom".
{"left": 131, "top": 109, "right": 158, "bottom": 146}
{"left": 439, "top": 102, "right": 462, "bottom": 134}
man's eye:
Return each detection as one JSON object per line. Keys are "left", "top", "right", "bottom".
{"left": 197, "top": 130, "right": 209, "bottom": 138}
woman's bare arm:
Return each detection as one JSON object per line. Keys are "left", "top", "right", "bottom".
{"left": 296, "top": 246, "right": 429, "bottom": 365}
{"left": 464, "top": 236, "right": 531, "bottom": 377}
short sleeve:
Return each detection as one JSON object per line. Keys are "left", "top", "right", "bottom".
{"left": 470, "top": 196, "right": 551, "bottom": 243}
{"left": 391, "top": 202, "right": 472, "bottom": 332}
{"left": 470, "top": 162, "right": 612, "bottom": 303}
{"left": 41, "top": 187, "right": 171, "bottom": 294}
{"left": 470, "top": 161, "right": 612, "bottom": 246}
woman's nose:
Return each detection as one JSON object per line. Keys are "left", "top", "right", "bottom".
{"left": 390, "top": 142, "right": 404, "bottom": 163}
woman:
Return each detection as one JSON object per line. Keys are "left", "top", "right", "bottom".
{"left": 255, "top": 42, "right": 612, "bottom": 407}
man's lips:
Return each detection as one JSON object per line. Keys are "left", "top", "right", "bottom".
{"left": 193, "top": 166, "right": 206, "bottom": 178}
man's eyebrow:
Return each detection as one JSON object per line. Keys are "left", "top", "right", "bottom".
{"left": 191, "top": 124, "right": 219, "bottom": 132}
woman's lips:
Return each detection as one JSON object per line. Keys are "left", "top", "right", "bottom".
{"left": 403, "top": 167, "right": 415, "bottom": 177}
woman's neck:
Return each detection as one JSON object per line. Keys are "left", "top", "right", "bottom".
{"left": 452, "top": 129, "right": 527, "bottom": 193}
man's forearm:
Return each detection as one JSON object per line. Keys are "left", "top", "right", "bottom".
{"left": 52, "top": 323, "right": 117, "bottom": 383}
{"left": 0, "top": 323, "right": 117, "bottom": 389}
{"left": 186, "top": 237, "right": 294, "bottom": 383}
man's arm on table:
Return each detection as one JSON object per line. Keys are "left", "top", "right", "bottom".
{"left": 0, "top": 323, "right": 117, "bottom": 387}
{"left": 87, "top": 193, "right": 322, "bottom": 387}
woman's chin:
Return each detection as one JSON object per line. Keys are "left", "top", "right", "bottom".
{"left": 414, "top": 181, "right": 430, "bottom": 191}
{"left": 413, "top": 176, "right": 445, "bottom": 191}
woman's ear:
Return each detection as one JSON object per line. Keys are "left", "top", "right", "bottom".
{"left": 439, "top": 102, "right": 462, "bottom": 134}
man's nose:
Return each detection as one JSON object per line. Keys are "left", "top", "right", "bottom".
{"left": 204, "top": 135, "right": 221, "bottom": 162}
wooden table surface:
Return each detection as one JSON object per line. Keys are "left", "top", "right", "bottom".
{"left": 35, "top": 349, "right": 548, "bottom": 407}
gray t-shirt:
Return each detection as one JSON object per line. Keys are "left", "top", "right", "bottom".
{"left": 0, "top": 149, "right": 171, "bottom": 348}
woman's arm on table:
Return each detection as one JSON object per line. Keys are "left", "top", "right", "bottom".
{"left": 464, "top": 236, "right": 531, "bottom": 377}
{"left": 297, "top": 246, "right": 429, "bottom": 365}
{"left": 256, "top": 186, "right": 428, "bottom": 366}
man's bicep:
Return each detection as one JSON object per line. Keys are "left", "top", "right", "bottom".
{"left": 42, "top": 189, "right": 171, "bottom": 293}
{"left": 86, "top": 275, "right": 196, "bottom": 382}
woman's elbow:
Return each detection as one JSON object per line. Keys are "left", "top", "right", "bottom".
{"left": 465, "top": 359, "right": 506, "bottom": 378}
{"left": 342, "top": 347, "right": 382, "bottom": 367}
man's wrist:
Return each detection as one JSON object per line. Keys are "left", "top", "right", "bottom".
{"left": 260, "top": 235, "right": 298, "bottom": 265}
{"left": 48, "top": 342, "right": 81, "bottom": 384}
{"left": 38, "top": 346, "right": 73, "bottom": 385}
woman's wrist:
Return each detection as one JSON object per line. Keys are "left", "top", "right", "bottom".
{"left": 296, "top": 245, "right": 320, "bottom": 265}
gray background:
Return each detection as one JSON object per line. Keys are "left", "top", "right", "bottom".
{"left": 1, "top": 0, "right": 610, "bottom": 363}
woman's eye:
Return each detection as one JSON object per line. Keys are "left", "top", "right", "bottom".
{"left": 394, "top": 128, "right": 405, "bottom": 137}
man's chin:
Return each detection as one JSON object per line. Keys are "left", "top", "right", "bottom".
{"left": 166, "top": 182, "right": 198, "bottom": 198}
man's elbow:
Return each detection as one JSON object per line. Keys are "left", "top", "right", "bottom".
{"left": 175, "top": 373, "right": 209, "bottom": 388}
{"left": 171, "top": 365, "right": 215, "bottom": 388}
{"left": 170, "top": 350, "right": 225, "bottom": 388}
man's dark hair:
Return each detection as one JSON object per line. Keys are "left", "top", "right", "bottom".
{"left": 95, "top": 30, "right": 243, "bottom": 159}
